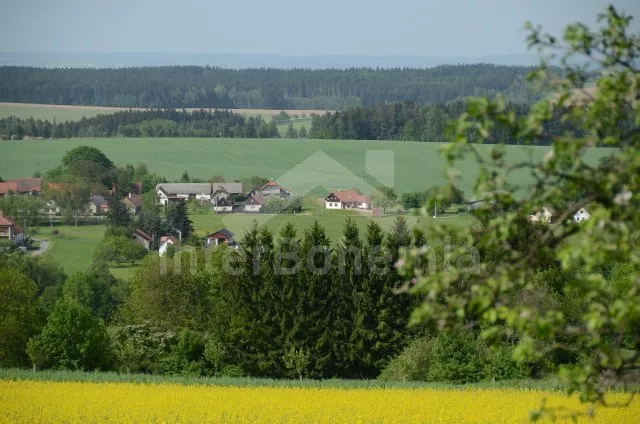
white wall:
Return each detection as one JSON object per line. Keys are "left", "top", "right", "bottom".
{"left": 245, "top": 204, "right": 262, "bottom": 212}
{"left": 325, "top": 201, "right": 342, "bottom": 209}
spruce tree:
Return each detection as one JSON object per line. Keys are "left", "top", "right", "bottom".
{"left": 166, "top": 201, "right": 193, "bottom": 239}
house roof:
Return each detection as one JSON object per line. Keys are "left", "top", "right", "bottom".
{"left": 0, "top": 178, "right": 42, "bottom": 195}
{"left": 89, "top": 195, "right": 108, "bottom": 206}
{"left": 327, "top": 190, "right": 370, "bottom": 204}
{"left": 160, "top": 235, "right": 178, "bottom": 244}
{"left": 214, "top": 197, "right": 232, "bottom": 206}
{"left": 246, "top": 194, "right": 265, "bottom": 205}
{"left": 156, "top": 183, "right": 212, "bottom": 196}
{"left": 124, "top": 194, "right": 143, "bottom": 208}
{"left": 134, "top": 229, "right": 153, "bottom": 241}
{"left": 259, "top": 180, "right": 290, "bottom": 193}
{"left": 207, "top": 228, "right": 234, "bottom": 240}
{"left": 213, "top": 183, "right": 243, "bottom": 194}
{"left": 0, "top": 214, "right": 16, "bottom": 226}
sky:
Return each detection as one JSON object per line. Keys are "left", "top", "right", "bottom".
{"left": 0, "top": 0, "right": 638, "bottom": 57}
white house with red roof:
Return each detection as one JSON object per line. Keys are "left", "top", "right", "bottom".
{"left": 254, "top": 180, "right": 291, "bottom": 198}
{"left": 0, "top": 211, "right": 25, "bottom": 242}
{"left": 325, "top": 190, "right": 371, "bottom": 210}
{"left": 159, "top": 235, "right": 179, "bottom": 256}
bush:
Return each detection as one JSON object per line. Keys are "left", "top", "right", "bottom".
{"left": 378, "top": 337, "right": 432, "bottom": 381}
{"left": 380, "top": 331, "right": 530, "bottom": 383}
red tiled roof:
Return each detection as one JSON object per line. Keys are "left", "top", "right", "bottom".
{"left": 160, "top": 235, "right": 178, "bottom": 244}
{"left": 0, "top": 215, "right": 16, "bottom": 226}
{"left": 328, "top": 190, "right": 370, "bottom": 204}
{"left": 0, "top": 178, "right": 42, "bottom": 195}
{"left": 135, "top": 229, "right": 153, "bottom": 241}
{"left": 259, "top": 180, "right": 290, "bottom": 193}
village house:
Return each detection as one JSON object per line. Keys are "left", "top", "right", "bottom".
{"left": 325, "top": 190, "right": 371, "bottom": 210}
{"left": 573, "top": 207, "right": 591, "bottom": 223}
{"left": 88, "top": 195, "right": 109, "bottom": 215}
{"left": 0, "top": 178, "right": 42, "bottom": 198}
{"left": 134, "top": 229, "right": 153, "bottom": 250}
{"left": 253, "top": 180, "right": 291, "bottom": 198}
{"left": 528, "top": 206, "right": 555, "bottom": 223}
{"left": 205, "top": 228, "right": 235, "bottom": 248}
{"left": 0, "top": 211, "right": 25, "bottom": 242}
{"left": 156, "top": 183, "right": 243, "bottom": 206}
{"left": 159, "top": 235, "right": 179, "bottom": 257}
{"left": 212, "top": 197, "right": 234, "bottom": 213}
{"left": 123, "top": 193, "right": 143, "bottom": 214}
{"left": 244, "top": 194, "right": 265, "bottom": 212}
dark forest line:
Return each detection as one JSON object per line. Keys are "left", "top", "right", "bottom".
{"left": 0, "top": 64, "right": 539, "bottom": 110}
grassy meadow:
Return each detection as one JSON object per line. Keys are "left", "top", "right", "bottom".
{"left": 0, "top": 102, "right": 323, "bottom": 123}
{"left": 0, "top": 137, "right": 612, "bottom": 195}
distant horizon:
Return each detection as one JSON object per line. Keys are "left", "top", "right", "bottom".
{"left": 0, "top": 52, "right": 541, "bottom": 69}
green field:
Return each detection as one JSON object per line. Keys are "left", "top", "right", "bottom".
{"left": 35, "top": 225, "right": 106, "bottom": 274}
{"left": 0, "top": 137, "right": 611, "bottom": 194}
{"left": 0, "top": 103, "right": 120, "bottom": 121}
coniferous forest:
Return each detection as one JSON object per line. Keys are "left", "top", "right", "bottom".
{"left": 0, "top": 64, "right": 538, "bottom": 110}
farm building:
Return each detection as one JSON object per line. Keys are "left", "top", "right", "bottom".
{"left": 325, "top": 190, "right": 371, "bottom": 210}
{"left": 0, "top": 178, "right": 42, "bottom": 197}
{"left": 156, "top": 183, "right": 242, "bottom": 205}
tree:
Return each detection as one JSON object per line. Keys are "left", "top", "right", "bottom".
{"left": 166, "top": 201, "right": 193, "bottom": 239}
{"left": 27, "top": 298, "right": 111, "bottom": 370}
{"left": 106, "top": 198, "right": 132, "bottom": 228}
{"left": 62, "top": 267, "right": 122, "bottom": 321}
{"left": 372, "top": 186, "right": 397, "bottom": 213}
{"left": 180, "top": 170, "right": 190, "bottom": 183}
{"left": 94, "top": 236, "right": 147, "bottom": 266}
{"left": 298, "top": 125, "right": 308, "bottom": 139}
{"left": 0, "top": 269, "right": 39, "bottom": 367}
{"left": 62, "top": 146, "right": 114, "bottom": 169}
{"left": 284, "top": 123, "right": 297, "bottom": 138}
{"left": 401, "top": 6, "right": 640, "bottom": 412}
{"left": 283, "top": 346, "right": 310, "bottom": 380}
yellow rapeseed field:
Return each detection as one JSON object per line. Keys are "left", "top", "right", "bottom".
{"left": 0, "top": 380, "right": 638, "bottom": 423}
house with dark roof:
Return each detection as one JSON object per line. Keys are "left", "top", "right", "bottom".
{"left": 244, "top": 194, "right": 265, "bottom": 212}
{"left": 88, "top": 195, "right": 109, "bottom": 215}
{"left": 212, "top": 197, "right": 233, "bottom": 213}
{"left": 0, "top": 178, "right": 42, "bottom": 197}
{"left": 325, "top": 190, "right": 371, "bottom": 210}
{"left": 205, "top": 228, "right": 235, "bottom": 248}
{"left": 0, "top": 211, "right": 25, "bottom": 242}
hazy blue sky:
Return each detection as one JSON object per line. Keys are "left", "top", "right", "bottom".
{"left": 1, "top": 0, "right": 638, "bottom": 56}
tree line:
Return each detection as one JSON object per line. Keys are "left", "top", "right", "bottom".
{"left": 0, "top": 109, "right": 279, "bottom": 139}
{"left": 308, "top": 101, "right": 589, "bottom": 144}
{"left": 0, "top": 64, "right": 538, "bottom": 110}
